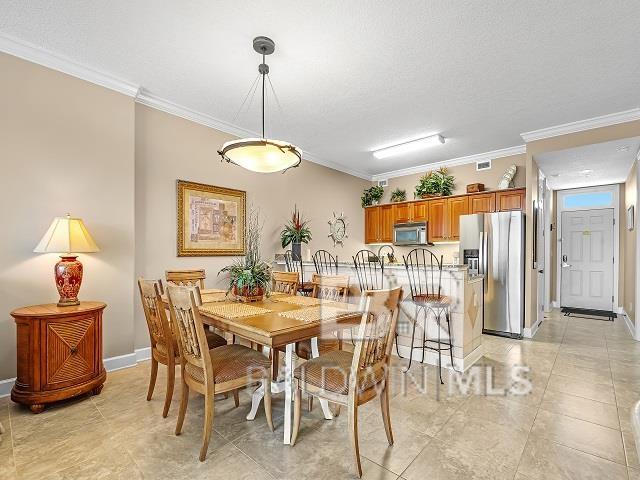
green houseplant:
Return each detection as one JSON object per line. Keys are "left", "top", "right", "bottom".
{"left": 280, "top": 205, "right": 312, "bottom": 260}
{"left": 415, "top": 167, "right": 455, "bottom": 198}
{"left": 390, "top": 188, "right": 407, "bottom": 203}
{"left": 219, "top": 208, "right": 271, "bottom": 301}
{"left": 361, "top": 185, "right": 384, "bottom": 207}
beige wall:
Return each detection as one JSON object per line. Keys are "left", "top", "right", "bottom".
{"left": 624, "top": 162, "right": 637, "bottom": 323}
{"left": 381, "top": 154, "right": 526, "bottom": 202}
{"left": 0, "top": 53, "right": 136, "bottom": 380}
{"left": 134, "top": 104, "right": 369, "bottom": 348}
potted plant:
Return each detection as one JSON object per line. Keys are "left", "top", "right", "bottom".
{"left": 219, "top": 208, "right": 271, "bottom": 302}
{"left": 390, "top": 188, "right": 406, "bottom": 203}
{"left": 280, "top": 205, "right": 312, "bottom": 260}
{"left": 414, "top": 167, "right": 455, "bottom": 198}
{"left": 361, "top": 185, "right": 384, "bottom": 207}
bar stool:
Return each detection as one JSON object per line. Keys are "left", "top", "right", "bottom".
{"left": 285, "top": 249, "right": 314, "bottom": 296}
{"left": 403, "top": 248, "right": 454, "bottom": 383}
{"left": 312, "top": 249, "right": 339, "bottom": 275}
{"left": 352, "top": 249, "right": 384, "bottom": 290}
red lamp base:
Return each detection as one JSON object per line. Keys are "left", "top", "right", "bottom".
{"left": 55, "top": 255, "right": 83, "bottom": 306}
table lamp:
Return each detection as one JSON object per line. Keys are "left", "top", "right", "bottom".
{"left": 34, "top": 214, "right": 100, "bottom": 306}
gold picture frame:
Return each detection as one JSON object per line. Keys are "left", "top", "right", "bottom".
{"left": 176, "top": 180, "right": 246, "bottom": 256}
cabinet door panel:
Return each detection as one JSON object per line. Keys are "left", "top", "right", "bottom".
{"left": 497, "top": 189, "right": 525, "bottom": 211}
{"left": 427, "top": 199, "right": 447, "bottom": 242}
{"left": 365, "top": 207, "right": 380, "bottom": 244}
{"left": 393, "top": 203, "right": 412, "bottom": 224}
{"left": 469, "top": 193, "right": 496, "bottom": 214}
{"left": 448, "top": 196, "right": 469, "bottom": 241}
{"left": 413, "top": 201, "right": 428, "bottom": 221}
{"left": 379, "top": 205, "right": 394, "bottom": 243}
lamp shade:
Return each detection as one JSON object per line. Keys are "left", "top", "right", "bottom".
{"left": 34, "top": 214, "right": 99, "bottom": 254}
{"left": 218, "top": 138, "right": 302, "bottom": 173}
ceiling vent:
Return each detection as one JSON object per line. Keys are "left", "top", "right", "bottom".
{"left": 377, "top": 179, "right": 389, "bottom": 187}
{"left": 476, "top": 159, "right": 492, "bottom": 171}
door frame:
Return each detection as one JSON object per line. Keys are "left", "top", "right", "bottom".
{"left": 543, "top": 184, "right": 552, "bottom": 312}
{"left": 556, "top": 184, "right": 620, "bottom": 311}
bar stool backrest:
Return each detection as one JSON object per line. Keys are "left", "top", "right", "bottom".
{"left": 353, "top": 249, "right": 385, "bottom": 291}
{"left": 403, "top": 248, "right": 444, "bottom": 301}
{"left": 284, "top": 249, "right": 305, "bottom": 284}
{"left": 312, "top": 249, "right": 339, "bottom": 275}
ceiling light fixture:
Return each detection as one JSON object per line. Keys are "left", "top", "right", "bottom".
{"left": 372, "top": 134, "right": 445, "bottom": 159}
{"left": 218, "top": 36, "right": 302, "bottom": 173}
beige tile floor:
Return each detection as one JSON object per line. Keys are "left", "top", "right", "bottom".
{"left": 1, "top": 309, "right": 640, "bottom": 479}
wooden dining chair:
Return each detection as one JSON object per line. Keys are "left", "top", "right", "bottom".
{"left": 138, "top": 279, "right": 227, "bottom": 418}
{"left": 312, "top": 249, "right": 339, "bottom": 275}
{"left": 272, "top": 270, "right": 299, "bottom": 294}
{"left": 166, "top": 285, "right": 274, "bottom": 461}
{"left": 291, "top": 287, "right": 403, "bottom": 478}
{"left": 165, "top": 269, "right": 206, "bottom": 288}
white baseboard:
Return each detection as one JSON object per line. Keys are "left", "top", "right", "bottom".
{"left": 0, "top": 346, "right": 153, "bottom": 398}
{"left": 523, "top": 319, "right": 541, "bottom": 339}
{"left": 620, "top": 308, "right": 638, "bottom": 341}
{"left": 393, "top": 343, "right": 484, "bottom": 372}
{"left": 551, "top": 301, "right": 560, "bottom": 309}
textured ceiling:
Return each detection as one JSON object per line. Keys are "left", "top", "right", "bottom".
{"left": 1, "top": 1, "right": 639, "bottom": 178}
{"left": 536, "top": 137, "right": 640, "bottom": 190}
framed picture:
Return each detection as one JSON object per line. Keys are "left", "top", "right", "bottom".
{"left": 627, "top": 205, "right": 635, "bottom": 231}
{"left": 176, "top": 180, "right": 246, "bottom": 256}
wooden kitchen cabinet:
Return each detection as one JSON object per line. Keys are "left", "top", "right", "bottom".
{"left": 379, "top": 204, "right": 394, "bottom": 242}
{"left": 447, "top": 196, "right": 469, "bottom": 240}
{"left": 365, "top": 206, "right": 380, "bottom": 244}
{"left": 412, "top": 201, "right": 428, "bottom": 221}
{"left": 469, "top": 192, "right": 496, "bottom": 214}
{"left": 496, "top": 188, "right": 525, "bottom": 211}
{"left": 393, "top": 202, "right": 412, "bottom": 223}
{"left": 427, "top": 198, "right": 448, "bottom": 242}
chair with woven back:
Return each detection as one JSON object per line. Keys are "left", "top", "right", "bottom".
{"left": 138, "top": 279, "right": 228, "bottom": 418}
{"left": 165, "top": 269, "right": 206, "bottom": 289}
{"left": 272, "top": 270, "right": 299, "bottom": 295}
{"left": 291, "top": 287, "right": 403, "bottom": 477}
{"left": 166, "top": 285, "right": 274, "bottom": 461}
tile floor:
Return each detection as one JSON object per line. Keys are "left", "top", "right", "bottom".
{"left": 1, "top": 309, "right": 639, "bottom": 479}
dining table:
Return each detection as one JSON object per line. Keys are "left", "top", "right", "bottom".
{"left": 162, "top": 289, "right": 363, "bottom": 444}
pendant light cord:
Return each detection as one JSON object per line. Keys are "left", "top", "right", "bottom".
{"left": 261, "top": 51, "right": 266, "bottom": 139}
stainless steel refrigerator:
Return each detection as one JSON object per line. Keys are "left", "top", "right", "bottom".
{"left": 459, "top": 211, "right": 525, "bottom": 338}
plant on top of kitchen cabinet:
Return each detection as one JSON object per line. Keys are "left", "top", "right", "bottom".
{"left": 361, "top": 185, "right": 384, "bottom": 207}
{"left": 219, "top": 207, "right": 271, "bottom": 302}
{"left": 415, "top": 167, "right": 455, "bottom": 198}
{"left": 280, "top": 205, "right": 312, "bottom": 260}
{"left": 390, "top": 188, "right": 407, "bottom": 203}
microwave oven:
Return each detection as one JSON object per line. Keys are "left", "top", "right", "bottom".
{"left": 393, "top": 222, "right": 431, "bottom": 246}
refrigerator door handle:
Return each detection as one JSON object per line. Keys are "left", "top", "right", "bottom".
{"left": 478, "top": 232, "right": 484, "bottom": 274}
{"left": 483, "top": 228, "right": 489, "bottom": 292}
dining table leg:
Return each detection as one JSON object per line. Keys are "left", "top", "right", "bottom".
{"left": 311, "top": 337, "right": 334, "bottom": 420}
{"left": 283, "top": 342, "right": 294, "bottom": 445}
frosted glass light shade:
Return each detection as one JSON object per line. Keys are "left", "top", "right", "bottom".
{"left": 218, "top": 138, "right": 302, "bottom": 173}
{"left": 34, "top": 215, "right": 100, "bottom": 254}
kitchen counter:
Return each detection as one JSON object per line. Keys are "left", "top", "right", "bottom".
{"left": 272, "top": 259, "right": 484, "bottom": 371}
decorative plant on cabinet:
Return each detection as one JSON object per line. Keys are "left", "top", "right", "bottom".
{"left": 361, "top": 185, "right": 384, "bottom": 207}
{"left": 219, "top": 208, "right": 271, "bottom": 302}
{"left": 390, "top": 188, "right": 407, "bottom": 203}
{"left": 415, "top": 167, "right": 455, "bottom": 198}
{"left": 280, "top": 205, "right": 312, "bottom": 260}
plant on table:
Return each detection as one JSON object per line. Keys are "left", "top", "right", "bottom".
{"left": 219, "top": 207, "right": 271, "bottom": 301}
{"left": 415, "top": 167, "right": 455, "bottom": 198}
{"left": 361, "top": 185, "right": 385, "bottom": 207}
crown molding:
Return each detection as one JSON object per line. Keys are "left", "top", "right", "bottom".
{"left": 135, "top": 91, "right": 372, "bottom": 180}
{"left": 0, "top": 32, "right": 140, "bottom": 97}
{"left": 371, "top": 145, "right": 526, "bottom": 181}
{"left": 521, "top": 108, "right": 640, "bottom": 143}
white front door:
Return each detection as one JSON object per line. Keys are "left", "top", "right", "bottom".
{"left": 561, "top": 209, "right": 614, "bottom": 311}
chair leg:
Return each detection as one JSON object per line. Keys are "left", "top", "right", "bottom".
{"left": 162, "top": 360, "right": 175, "bottom": 418}
{"left": 348, "top": 396, "right": 363, "bottom": 478}
{"left": 200, "top": 390, "right": 215, "bottom": 462}
{"left": 263, "top": 376, "right": 274, "bottom": 432}
{"left": 402, "top": 318, "right": 417, "bottom": 373}
{"left": 307, "top": 395, "right": 313, "bottom": 412}
{"left": 291, "top": 385, "right": 302, "bottom": 446}
{"left": 175, "top": 380, "right": 189, "bottom": 435}
{"left": 233, "top": 389, "right": 240, "bottom": 408}
{"left": 272, "top": 349, "right": 280, "bottom": 381}
{"left": 446, "top": 310, "right": 455, "bottom": 374}
{"left": 437, "top": 312, "right": 444, "bottom": 385}
{"left": 380, "top": 382, "right": 394, "bottom": 446}
{"left": 147, "top": 357, "right": 158, "bottom": 401}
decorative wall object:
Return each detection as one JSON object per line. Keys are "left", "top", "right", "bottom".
{"left": 627, "top": 205, "right": 635, "bottom": 231}
{"left": 390, "top": 188, "right": 407, "bottom": 203}
{"left": 328, "top": 212, "right": 348, "bottom": 247}
{"left": 177, "top": 180, "right": 246, "bottom": 256}
{"left": 498, "top": 164, "right": 517, "bottom": 189}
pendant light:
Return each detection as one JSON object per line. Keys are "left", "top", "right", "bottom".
{"left": 218, "top": 36, "right": 302, "bottom": 173}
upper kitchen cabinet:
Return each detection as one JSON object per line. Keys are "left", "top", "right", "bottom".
{"left": 393, "top": 202, "right": 412, "bottom": 223}
{"left": 496, "top": 188, "right": 526, "bottom": 211}
{"left": 468, "top": 192, "right": 496, "bottom": 214}
{"left": 427, "top": 198, "right": 448, "bottom": 242}
{"left": 412, "top": 201, "right": 428, "bottom": 221}
{"left": 364, "top": 204, "right": 394, "bottom": 243}
{"left": 379, "top": 204, "right": 394, "bottom": 242}
{"left": 447, "top": 196, "right": 469, "bottom": 240}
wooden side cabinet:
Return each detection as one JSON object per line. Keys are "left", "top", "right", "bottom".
{"left": 496, "top": 188, "right": 526, "bottom": 211}
{"left": 11, "top": 301, "right": 107, "bottom": 413}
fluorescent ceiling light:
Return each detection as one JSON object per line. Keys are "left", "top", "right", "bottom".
{"left": 373, "top": 134, "right": 445, "bottom": 159}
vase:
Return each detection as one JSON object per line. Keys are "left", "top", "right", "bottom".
{"left": 291, "top": 242, "right": 302, "bottom": 261}
{"left": 421, "top": 193, "right": 442, "bottom": 199}
{"left": 232, "top": 285, "right": 264, "bottom": 303}
{"left": 55, "top": 255, "right": 83, "bottom": 306}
